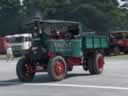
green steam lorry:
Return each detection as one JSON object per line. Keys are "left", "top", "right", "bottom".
{"left": 16, "top": 18, "right": 108, "bottom": 82}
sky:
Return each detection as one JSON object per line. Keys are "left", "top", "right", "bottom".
{"left": 20, "top": 0, "right": 23, "bottom": 5}
{"left": 118, "top": 0, "right": 126, "bottom": 6}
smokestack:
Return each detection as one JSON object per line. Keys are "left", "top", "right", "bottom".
{"left": 35, "top": 10, "right": 43, "bottom": 20}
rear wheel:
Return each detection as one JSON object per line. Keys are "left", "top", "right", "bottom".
{"left": 83, "top": 58, "right": 88, "bottom": 71}
{"left": 87, "top": 52, "right": 104, "bottom": 74}
{"left": 113, "top": 46, "right": 120, "bottom": 55}
{"left": 67, "top": 66, "right": 73, "bottom": 71}
{"left": 124, "top": 50, "right": 128, "bottom": 54}
{"left": 16, "top": 58, "right": 35, "bottom": 82}
{"left": 48, "top": 56, "right": 67, "bottom": 81}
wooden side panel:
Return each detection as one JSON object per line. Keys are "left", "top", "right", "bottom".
{"left": 82, "top": 36, "right": 108, "bottom": 49}
{"left": 48, "top": 39, "right": 81, "bottom": 57}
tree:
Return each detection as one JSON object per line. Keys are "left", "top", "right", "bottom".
{"left": 1, "top": 0, "right": 127, "bottom": 36}
{"left": 0, "top": 0, "right": 21, "bottom": 36}
{"left": 23, "top": 0, "right": 121, "bottom": 32}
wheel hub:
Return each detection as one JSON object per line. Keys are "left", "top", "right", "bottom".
{"left": 24, "top": 64, "right": 33, "bottom": 77}
{"left": 97, "top": 55, "right": 103, "bottom": 71}
{"left": 54, "top": 60, "right": 65, "bottom": 76}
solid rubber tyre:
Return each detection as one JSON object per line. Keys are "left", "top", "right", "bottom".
{"left": 16, "top": 58, "right": 35, "bottom": 82}
{"left": 113, "top": 46, "right": 120, "bottom": 55}
{"left": 87, "top": 52, "right": 104, "bottom": 74}
{"left": 48, "top": 56, "right": 67, "bottom": 81}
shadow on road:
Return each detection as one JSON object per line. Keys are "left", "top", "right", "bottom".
{"left": 0, "top": 79, "right": 21, "bottom": 87}
{"left": 32, "top": 73, "right": 90, "bottom": 83}
{"left": 66, "top": 73, "right": 90, "bottom": 79}
{"left": 0, "top": 73, "right": 91, "bottom": 87}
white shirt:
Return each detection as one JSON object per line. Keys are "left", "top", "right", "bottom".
{"left": 6, "top": 47, "right": 13, "bottom": 55}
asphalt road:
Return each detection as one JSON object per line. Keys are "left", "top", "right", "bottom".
{"left": 0, "top": 55, "right": 128, "bottom": 96}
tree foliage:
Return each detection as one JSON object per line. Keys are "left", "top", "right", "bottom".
{"left": 23, "top": 0, "right": 121, "bottom": 32}
{"left": 0, "top": 0, "right": 128, "bottom": 36}
{"left": 0, "top": 0, "right": 21, "bottom": 36}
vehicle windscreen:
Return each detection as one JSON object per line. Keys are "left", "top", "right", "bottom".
{"left": 110, "top": 33, "right": 123, "bottom": 39}
{"left": 7, "top": 37, "right": 24, "bottom": 43}
{"left": 24, "top": 37, "right": 32, "bottom": 41}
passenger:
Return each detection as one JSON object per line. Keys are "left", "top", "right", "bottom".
{"left": 64, "top": 32, "right": 72, "bottom": 39}
{"left": 50, "top": 30, "right": 58, "bottom": 39}
{"left": 59, "top": 33, "right": 64, "bottom": 39}
{"left": 67, "top": 26, "right": 79, "bottom": 39}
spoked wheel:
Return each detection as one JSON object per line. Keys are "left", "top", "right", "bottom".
{"left": 48, "top": 56, "right": 67, "bottom": 81}
{"left": 87, "top": 52, "right": 104, "bottom": 74}
{"left": 97, "top": 54, "right": 104, "bottom": 73}
{"left": 16, "top": 58, "right": 35, "bottom": 82}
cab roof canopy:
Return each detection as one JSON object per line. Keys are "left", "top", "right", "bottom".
{"left": 27, "top": 19, "right": 80, "bottom": 25}
{"left": 26, "top": 18, "right": 81, "bottom": 34}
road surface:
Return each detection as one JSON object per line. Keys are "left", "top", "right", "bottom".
{"left": 0, "top": 55, "right": 128, "bottom": 96}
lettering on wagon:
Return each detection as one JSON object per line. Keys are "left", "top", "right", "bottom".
{"left": 54, "top": 41, "right": 72, "bottom": 49}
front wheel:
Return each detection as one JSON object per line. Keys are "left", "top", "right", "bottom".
{"left": 16, "top": 58, "right": 35, "bottom": 82}
{"left": 87, "top": 52, "right": 104, "bottom": 74}
{"left": 48, "top": 56, "right": 67, "bottom": 81}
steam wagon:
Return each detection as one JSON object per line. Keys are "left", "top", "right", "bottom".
{"left": 16, "top": 18, "right": 108, "bottom": 82}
